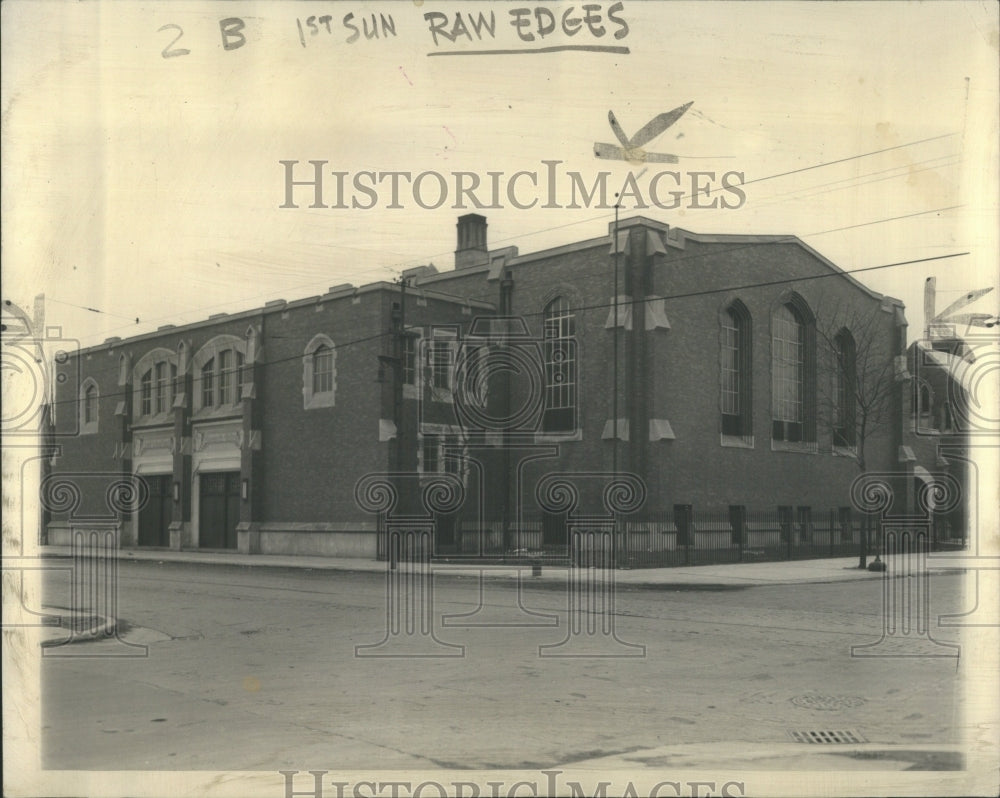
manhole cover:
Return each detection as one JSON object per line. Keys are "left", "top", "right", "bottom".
{"left": 788, "top": 729, "right": 867, "bottom": 744}
{"left": 790, "top": 693, "right": 866, "bottom": 711}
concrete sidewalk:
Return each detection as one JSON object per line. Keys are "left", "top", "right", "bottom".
{"left": 37, "top": 544, "right": 964, "bottom": 589}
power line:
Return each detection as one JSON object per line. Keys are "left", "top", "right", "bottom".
{"left": 458, "top": 203, "right": 965, "bottom": 307}
{"left": 47, "top": 297, "right": 139, "bottom": 323}
{"left": 740, "top": 133, "right": 955, "bottom": 188}
{"left": 41, "top": 249, "right": 969, "bottom": 411}
{"left": 64, "top": 132, "right": 958, "bottom": 346}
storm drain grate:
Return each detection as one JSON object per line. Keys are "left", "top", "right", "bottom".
{"left": 788, "top": 729, "right": 867, "bottom": 744}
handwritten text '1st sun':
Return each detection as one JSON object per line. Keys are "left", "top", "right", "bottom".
{"left": 296, "top": 4, "right": 631, "bottom": 51}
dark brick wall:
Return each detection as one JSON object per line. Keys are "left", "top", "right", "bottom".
{"left": 48, "top": 344, "right": 126, "bottom": 518}
{"left": 49, "top": 216, "right": 911, "bottom": 541}
{"left": 50, "top": 286, "right": 486, "bottom": 531}
{"left": 258, "top": 295, "right": 388, "bottom": 524}
{"left": 258, "top": 288, "right": 480, "bottom": 524}
{"left": 424, "top": 222, "right": 901, "bottom": 517}
{"left": 642, "top": 237, "right": 898, "bottom": 513}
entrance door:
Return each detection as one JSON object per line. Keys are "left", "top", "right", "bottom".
{"left": 138, "top": 474, "right": 172, "bottom": 547}
{"left": 199, "top": 471, "right": 240, "bottom": 549}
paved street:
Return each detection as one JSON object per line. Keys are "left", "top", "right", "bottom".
{"left": 41, "top": 560, "right": 965, "bottom": 772}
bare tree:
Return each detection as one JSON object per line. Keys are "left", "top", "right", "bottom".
{"left": 815, "top": 302, "right": 898, "bottom": 567}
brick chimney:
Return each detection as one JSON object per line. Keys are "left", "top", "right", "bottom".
{"left": 455, "top": 214, "right": 488, "bottom": 269}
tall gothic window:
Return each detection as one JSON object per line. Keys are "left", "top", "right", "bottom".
{"left": 313, "top": 345, "right": 334, "bottom": 393}
{"left": 721, "top": 301, "right": 752, "bottom": 438}
{"left": 302, "top": 334, "right": 337, "bottom": 409}
{"left": 543, "top": 297, "right": 576, "bottom": 433}
{"left": 772, "top": 304, "right": 805, "bottom": 441}
{"left": 80, "top": 378, "right": 100, "bottom": 434}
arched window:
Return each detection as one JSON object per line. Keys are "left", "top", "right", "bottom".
{"left": 313, "top": 345, "right": 334, "bottom": 393}
{"left": 913, "top": 380, "right": 935, "bottom": 429}
{"left": 773, "top": 305, "right": 804, "bottom": 424}
{"left": 543, "top": 297, "right": 576, "bottom": 433}
{"left": 302, "top": 334, "right": 337, "bottom": 409}
{"left": 772, "top": 297, "right": 816, "bottom": 443}
{"left": 218, "top": 349, "right": 234, "bottom": 405}
{"left": 721, "top": 301, "right": 752, "bottom": 439}
{"left": 833, "top": 329, "right": 857, "bottom": 447}
{"left": 140, "top": 370, "right": 153, "bottom": 417}
{"left": 192, "top": 336, "right": 247, "bottom": 413}
{"left": 84, "top": 384, "right": 98, "bottom": 423}
{"left": 201, "top": 358, "right": 215, "bottom": 408}
{"left": 79, "top": 378, "right": 99, "bottom": 434}
{"left": 133, "top": 348, "right": 179, "bottom": 420}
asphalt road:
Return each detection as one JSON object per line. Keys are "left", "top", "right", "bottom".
{"left": 41, "top": 561, "right": 965, "bottom": 772}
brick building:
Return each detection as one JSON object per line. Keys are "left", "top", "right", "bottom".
{"left": 46, "top": 214, "right": 936, "bottom": 561}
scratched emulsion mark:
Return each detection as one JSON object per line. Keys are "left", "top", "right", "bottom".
{"left": 595, "top": 102, "right": 694, "bottom": 165}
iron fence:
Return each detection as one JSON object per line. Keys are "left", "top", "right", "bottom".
{"left": 404, "top": 506, "right": 968, "bottom": 567}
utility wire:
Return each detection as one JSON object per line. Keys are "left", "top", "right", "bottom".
{"left": 64, "top": 132, "right": 958, "bottom": 346}
{"left": 42, "top": 249, "right": 969, "bottom": 410}
{"left": 47, "top": 297, "right": 139, "bottom": 323}
{"left": 458, "top": 203, "right": 965, "bottom": 308}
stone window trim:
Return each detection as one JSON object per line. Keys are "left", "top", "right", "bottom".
{"left": 191, "top": 335, "right": 248, "bottom": 416}
{"left": 771, "top": 439, "right": 819, "bottom": 455}
{"left": 302, "top": 333, "right": 337, "bottom": 410}
{"left": 132, "top": 347, "right": 178, "bottom": 423}
{"left": 719, "top": 298, "right": 753, "bottom": 444}
{"left": 535, "top": 428, "right": 584, "bottom": 443}
{"left": 79, "top": 377, "right": 100, "bottom": 435}
{"left": 832, "top": 443, "right": 860, "bottom": 459}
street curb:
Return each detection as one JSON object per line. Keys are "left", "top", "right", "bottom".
{"left": 39, "top": 612, "right": 120, "bottom": 647}
{"left": 39, "top": 549, "right": 965, "bottom": 591}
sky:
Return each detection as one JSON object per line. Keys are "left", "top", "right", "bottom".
{"left": 3, "top": 1, "right": 998, "bottom": 355}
